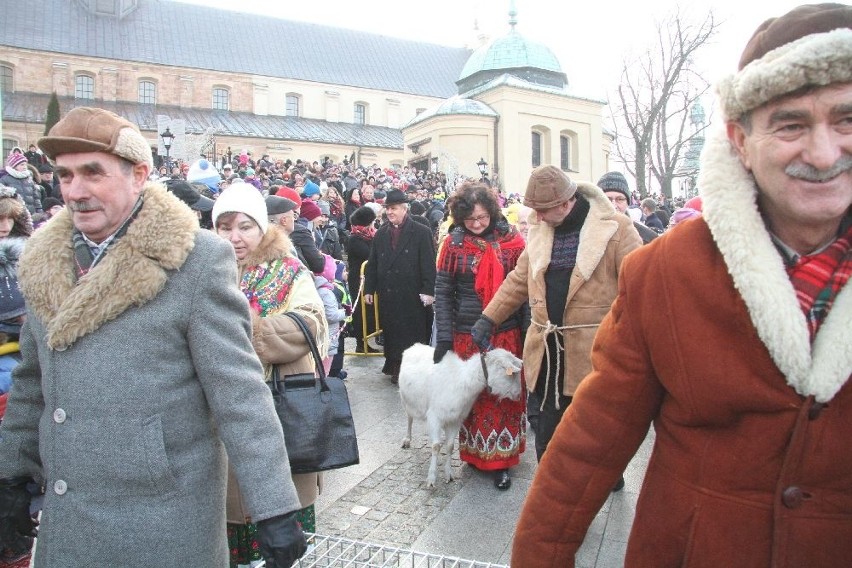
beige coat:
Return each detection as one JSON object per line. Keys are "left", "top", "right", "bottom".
{"left": 483, "top": 183, "right": 641, "bottom": 396}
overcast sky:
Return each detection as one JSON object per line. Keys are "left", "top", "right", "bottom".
{"left": 173, "top": 0, "right": 806, "bottom": 103}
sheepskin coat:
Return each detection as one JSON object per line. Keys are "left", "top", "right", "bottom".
{"left": 0, "top": 183, "right": 301, "bottom": 567}
{"left": 482, "top": 183, "right": 641, "bottom": 395}
{"left": 511, "top": 127, "right": 852, "bottom": 567}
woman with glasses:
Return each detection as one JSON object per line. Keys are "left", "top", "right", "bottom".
{"left": 433, "top": 181, "right": 527, "bottom": 490}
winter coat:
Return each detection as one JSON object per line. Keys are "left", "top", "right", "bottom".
{"left": 0, "top": 183, "right": 301, "bottom": 567}
{"left": 435, "top": 220, "right": 526, "bottom": 342}
{"left": 236, "top": 225, "right": 329, "bottom": 512}
{"left": 483, "top": 183, "right": 641, "bottom": 395}
{"left": 511, "top": 127, "right": 852, "bottom": 567}
{"left": 314, "top": 223, "right": 343, "bottom": 260}
{"left": 0, "top": 170, "right": 42, "bottom": 214}
{"left": 363, "top": 214, "right": 436, "bottom": 360}
{"left": 290, "top": 222, "right": 325, "bottom": 273}
{"left": 313, "top": 275, "right": 344, "bottom": 357}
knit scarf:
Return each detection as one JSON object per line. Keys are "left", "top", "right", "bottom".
{"left": 240, "top": 256, "right": 304, "bottom": 317}
{"left": 349, "top": 224, "right": 375, "bottom": 241}
{"left": 4, "top": 166, "right": 30, "bottom": 180}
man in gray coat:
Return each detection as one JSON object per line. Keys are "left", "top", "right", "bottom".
{"left": 0, "top": 108, "right": 307, "bottom": 567}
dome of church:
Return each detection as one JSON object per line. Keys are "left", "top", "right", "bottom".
{"left": 458, "top": 30, "right": 562, "bottom": 82}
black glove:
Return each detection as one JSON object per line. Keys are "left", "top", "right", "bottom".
{"left": 470, "top": 316, "right": 495, "bottom": 350}
{"left": 0, "top": 477, "right": 38, "bottom": 550}
{"left": 433, "top": 341, "right": 453, "bottom": 364}
{"left": 257, "top": 511, "right": 308, "bottom": 568}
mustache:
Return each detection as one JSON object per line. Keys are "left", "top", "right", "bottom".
{"left": 785, "top": 155, "right": 852, "bottom": 182}
{"left": 68, "top": 201, "right": 102, "bottom": 212}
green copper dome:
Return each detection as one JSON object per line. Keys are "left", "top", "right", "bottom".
{"left": 458, "top": 30, "right": 563, "bottom": 81}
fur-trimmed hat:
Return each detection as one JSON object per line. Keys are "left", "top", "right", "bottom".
{"left": 717, "top": 4, "right": 852, "bottom": 121}
{"left": 349, "top": 205, "right": 377, "bottom": 227}
{"left": 38, "top": 107, "right": 154, "bottom": 169}
{"left": 597, "top": 171, "right": 631, "bottom": 202}
{"left": 523, "top": 165, "right": 577, "bottom": 210}
{"left": 212, "top": 180, "right": 268, "bottom": 234}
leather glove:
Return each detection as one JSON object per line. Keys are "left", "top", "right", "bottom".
{"left": 470, "top": 316, "right": 495, "bottom": 350}
{"left": 0, "top": 477, "right": 38, "bottom": 549}
{"left": 433, "top": 341, "right": 453, "bottom": 364}
{"left": 257, "top": 511, "right": 308, "bottom": 568}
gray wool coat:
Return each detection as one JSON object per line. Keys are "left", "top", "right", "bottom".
{"left": 0, "top": 183, "right": 301, "bottom": 567}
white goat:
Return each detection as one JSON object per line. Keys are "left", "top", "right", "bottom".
{"left": 399, "top": 343, "right": 523, "bottom": 487}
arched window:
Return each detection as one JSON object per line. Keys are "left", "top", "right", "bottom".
{"left": 0, "top": 65, "right": 13, "bottom": 93}
{"left": 285, "top": 93, "right": 300, "bottom": 117}
{"left": 560, "top": 130, "right": 579, "bottom": 172}
{"left": 138, "top": 80, "right": 156, "bottom": 104}
{"left": 354, "top": 103, "right": 367, "bottom": 125}
{"left": 75, "top": 74, "right": 95, "bottom": 100}
{"left": 531, "top": 131, "right": 542, "bottom": 168}
{"left": 212, "top": 87, "right": 229, "bottom": 110}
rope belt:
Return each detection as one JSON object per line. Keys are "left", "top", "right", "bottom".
{"left": 531, "top": 319, "right": 599, "bottom": 410}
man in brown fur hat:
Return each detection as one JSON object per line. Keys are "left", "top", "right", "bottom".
{"left": 512, "top": 4, "right": 852, "bottom": 566}
{"left": 0, "top": 107, "right": 307, "bottom": 567}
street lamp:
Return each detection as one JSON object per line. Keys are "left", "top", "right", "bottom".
{"left": 476, "top": 157, "right": 488, "bottom": 177}
{"left": 160, "top": 127, "right": 175, "bottom": 174}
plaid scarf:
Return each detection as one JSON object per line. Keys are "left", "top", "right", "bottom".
{"left": 349, "top": 224, "right": 375, "bottom": 241}
{"left": 785, "top": 222, "right": 852, "bottom": 340}
{"left": 72, "top": 196, "right": 144, "bottom": 280}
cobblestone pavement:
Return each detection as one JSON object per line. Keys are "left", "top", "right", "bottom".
{"left": 312, "top": 341, "right": 654, "bottom": 567}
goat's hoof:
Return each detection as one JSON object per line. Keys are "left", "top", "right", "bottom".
{"left": 402, "top": 439, "right": 411, "bottom": 449}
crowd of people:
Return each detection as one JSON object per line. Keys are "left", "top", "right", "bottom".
{"left": 0, "top": 4, "right": 849, "bottom": 567}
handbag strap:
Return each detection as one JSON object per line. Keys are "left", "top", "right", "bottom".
{"left": 281, "top": 311, "right": 327, "bottom": 382}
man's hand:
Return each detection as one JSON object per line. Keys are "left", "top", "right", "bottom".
{"left": 364, "top": 294, "right": 374, "bottom": 305}
{"left": 0, "top": 477, "right": 37, "bottom": 549}
{"left": 433, "top": 341, "right": 453, "bottom": 364}
{"left": 257, "top": 512, "right": 308, "bottom": 568}
{"left": 470, "top": 316, "right": 495, "bottom": 350}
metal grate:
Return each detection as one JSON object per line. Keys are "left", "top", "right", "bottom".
{"left": 259, "top": 533, "right": 510, "bottom": 568}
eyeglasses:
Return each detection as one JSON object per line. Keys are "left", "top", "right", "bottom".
{"left": 608, "top": 196, "right": 628, "bottom": 204}
{"left": 463, "top": 213, "right": 490, "bottom": 225}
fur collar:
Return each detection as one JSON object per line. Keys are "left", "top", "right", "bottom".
{"left": 238, "top": 225, "right": 296, "bottom": 274}
{"left": 18, "top": 182, "right": 199, "bottom": 350}
{"left": 527, "top": 182, "right": 621, "bottom": 281}
{"left": 700, "top": 126, "right": 852, "bottom": 402}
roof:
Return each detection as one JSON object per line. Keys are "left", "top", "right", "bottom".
{"left": 2, "top": 0, "right": 470, "bottom": 99}
{"left": 403, "top": 96, "right": 497, "bottom": 128}
{"left": 459, "top": 74, "right": 606, "bottom": 105}
{"left": 458, "top": 30, "right": 562, "bottom": 81}
{"left": 2, "top": 92, "right": 403, "bottom": 149}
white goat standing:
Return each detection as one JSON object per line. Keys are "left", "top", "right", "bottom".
{"left": 399, "top": 343, "right": 523, "bottom": 487}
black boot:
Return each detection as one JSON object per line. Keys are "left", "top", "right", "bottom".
{"left": 494, "top": 469, "right": 511, "bottom": 490}
{"left": 612, "top": 475, "right": 625, "bottom": 493}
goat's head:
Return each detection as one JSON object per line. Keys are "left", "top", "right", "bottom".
{"left": 483, "top": 348, "right": 523, "bottom": 401}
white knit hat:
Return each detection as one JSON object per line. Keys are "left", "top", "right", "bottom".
{"left": 212, "top": 180, "right": 268, "bottom": 234}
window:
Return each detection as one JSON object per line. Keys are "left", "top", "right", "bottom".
{"left": 560, "top": 135, "right": 571, "bottom": 171}
{"left": 531, "top": 131, "right": 542, "bottom": 168}
{"left": 75, "top": 74, "right": 95, "bottom": 100}
{"left": 354, "top": 103, "right": 366, "bottom": 125}
{"left": 285, "top": 94, "right": 300, "bottom": 117}
{"left": 138, "top": 80, "right": 156, "bottom": 104}
{"left": 2, "top": 139, "right": 19, "bottom": 159}
{"left": 0, "top": 65, "right": 12, "bottom": 93}
{"left": 212, "top": 87, "right": 229, "bottom": 110}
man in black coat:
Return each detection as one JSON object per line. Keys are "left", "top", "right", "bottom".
{"left": 364, "top": 190, "right": 436, "bottom": 384}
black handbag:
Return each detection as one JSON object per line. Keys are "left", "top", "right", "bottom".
{"left": 269, "top": 311, "right": 359, "bottom": 474}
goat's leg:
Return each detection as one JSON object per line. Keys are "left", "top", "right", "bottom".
{"left": 443, "top": 426, "right": 458, "bottom": 483}
{"left": 402, "top": 414, "right": 413, "bottom": 449}
{"left": 426, "top": 414, "right": 443, "bottom": 487}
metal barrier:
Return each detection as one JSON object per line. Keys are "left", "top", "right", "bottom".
{"left": 345, "top": 261, "right": 383, "bottom": 357}
{"left": 259, "top": 533, "right": 510, "bottom": 567}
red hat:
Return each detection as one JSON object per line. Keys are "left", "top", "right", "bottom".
{"left": 683, "top": 196, "right": 703, "bottom": 212}
{"left": 300, "top": 200, "right": 322, "bottom": 222}
{"left": 276, "top": 186, "right": 302, "bottom": 209}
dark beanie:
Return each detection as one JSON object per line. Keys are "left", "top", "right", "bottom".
{"left": 597, "top": 171, "right": 631, "bottom": 202}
